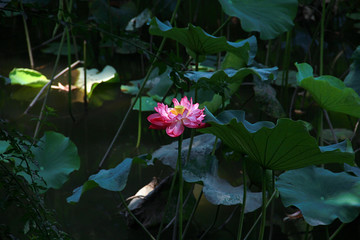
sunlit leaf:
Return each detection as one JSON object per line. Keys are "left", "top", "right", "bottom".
{"left": 345, "top": 45, "right": 360, "bottom": 95}
{"left": 200, "top": 109, "right": 355, "bottom": 170}
{"left": 183, "top": 155, "right": 262, "bottom": 210}
{"left": 296, "top": 63, "right": 360, "bottom": 118}
{"left": 9, "top": 68, "right": 49, "bottom": 87}
{"left": 149, "top": 17, "right": 257, "bottom": 64}
{"left": 74, "top": 65, "right": 119, "bottom": 99}
{"left": 277, "top": 166, "right": 360, "bottom": 226}
{"left": 218, "top": 0, "right": 298, "bottom": 40}
{"left": 126, "top": 8, "right": 152, "bottom": 31}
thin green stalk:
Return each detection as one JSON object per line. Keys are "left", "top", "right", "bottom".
{"left": 265, "top": 40, "right": 272, "bottom": 66}
{"left": 329, "top": 223, "right": 346, "bottom": 240}
{"left": 199, "top": 205, "right": 221, "bottom": 240}
{"left": 323, "top": 109, "right": 337, "bottom": 143}
{"left": 243, "top": 190, "right": 277, "bottom": 240}
{"left": 237, "top": 160, "right": 247, "bottom": 240}
{"left": 281, "top": 31, "right": 291, "bottom": 109}
{"left": 183, "top": 190, "right": 203, "bottom": 238}
{"left": 303, "top": 223, "right": 310, "bottom": 240}
{"left": 119, "top": 192, "right": 155, "bottom": 240}
{"left": 20, "top": 0, "right": 34, "bottom": 69}
{"left": 83, "top": 40, "right": 88, "bottom": 111}
{"left": 99, "top": 0, "right": 182, "bottom": 168}
{"left": 156, "top": 172, "right": 178, "bottom": 240}
{"left": 66, "top": 27, "right": 75, "bottom": 122}
{"left": 258, "top": 167, "right": 268, "bottom": 240}
{"left": 33, "top": 31, "right": 66, "bottom": 140}
{"left": 317, "top": 109, "right": 324, "bottom": 146}
{"left": 213, "top": 16, "right": 231, "bottom": 36}
{"left": 178, "top": 135, "right": 184, "bottom": 240}
{"left": 320, "top": 0, "right": 326, "bottom": 76}
{"left": 136, "top": 95, "right": 142, "bottom": 148}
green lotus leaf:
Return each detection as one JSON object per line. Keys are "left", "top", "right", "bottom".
{"left": 200, "top": 109, "right": 355, "bottom": 170}
{"left": 67, "top": 158, "right": 134, "bottom": 204}
{"left": 74, "top": 65, "right": 119, "bottom": 99}
{"left": 218, "top": 0, "right": 298, "bottom": 40}
{"left": 19, "top": 131, "right": 81, "bottom": 190}
{"left": 149, "top": 17, "right": 257, "bottom": 64}
{"left": 121, "top": 66, "right": 172, "bottom": 99}
{"left": 183, "top": 154, "right": 262, "bottom": 210}
{"left": 345, "top": 45, "right": 360, "bottom": 95}
{"left": 295, "top": 63, "right": 360, "bottom": 118}
{"left": 132, "top": 96, "right": 158, "bottom": 111}
{"left": 276, "top": 166, "right": 360, "bottom": 226}
{"left": 0, "top": 141, "right": 10, "bottom": 154}
{"left": 9, "top": 68, "right": 49, "bottom": 87}
{"left": 186, "top": 66, "right": 277, "bottom": 112}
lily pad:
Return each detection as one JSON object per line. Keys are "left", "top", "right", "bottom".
{"left": 132, "top": 96, "right": 158, "bottom": 111}
{"left": 200, "top": 110, "right": 354, "bottom": 170}
{"left": 276, "top": 166, "right": 360, "bottom": 226}
{"left": 67, "top": 158, "right": 136, "bottom": 203}
{"left": 183, "top": 155, "right": 262, "bottom": 210}
{"left": 9, "top": 68, "right": 49, "bottom": 87}
{"left": 345, "top": 45, "right": 360, "bottom": 95}
{"left": 218, "top": 0, "right": 298, "bottom": 40}
{"left": 30, "top": 131, "right": 80, "bottom": 189}
{"left": 74, "top": 65, "right": 119, "bottom": 99}
{"left": 296, "top": 63, "right": 360, "bottom": 118}
{"left": 149, "top": 17, "right": 257, "bottom": 64}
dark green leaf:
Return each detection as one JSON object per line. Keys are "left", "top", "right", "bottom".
{"left": 149, "top": 17, "right": 256, "bottom": 64}
{"left": 296, "top": 63, "right": 360, "bottom": 118}
{"left": 67, "top": 158, "right": 134, "bottom": 204}
{"left": 345, "top": 46, "right": 360, "bottom": 95}
{"left": 277, "top": 166, "right": 360, "bottom": 226}
{"left": 200, "top": 110, "right": 354, "bottom": 170}
{"left": 218, "top": 0, "right": 298, "bottom": 40}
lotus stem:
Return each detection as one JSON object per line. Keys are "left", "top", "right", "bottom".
{"left": 329, "top": 222, "right": 346, "bottom": 240}
{"left": 237, "top": 159, "right": 247, "bottom": 240}
{"left": 177, "top": 135, "right": 184, "bottom": 240}
{"left": 183, "top": 190, "right": 203, "bottom": 238}
{"left": 66, "top": 27, "right": 75, "bottom": 122}
{"left": 323, "top": 109, "right": 338, "bottom": 143}
{"left": 83, "top": 40, "right": 88, "bottom": 111}
{"left": 258, "top": 167, "right": 268, "bottom": 240}
{"left": 320, "top": 0, "right": 326, "bottom": 76}
{"left": 20, "top": 0, "right": 34, "bottom": 69}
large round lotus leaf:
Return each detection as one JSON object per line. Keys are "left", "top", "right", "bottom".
{"left": 276, "top": 166, "right": 360, "bottom": 226}
{"left": 9, "top": 68, "right": 49, "bottom": 87}
{"left": 31, "top": 131, "right": 80, "bottom": 189}
{"left": 74, "top": 65, "right": 119, "bottom": 99}
{"left": 149, "top": 17, "right": 257, "bottom": 64}
{"left": 183, "top": 154, "right": 262, "bottom": 211}
{"left": 296, "top": 62, "right": 360, "bottom": 118}
{"left": 345, "top": 45, "right": 360, "bottom": 95}
{"left": 67, "top": 158, "right": 134, "bottom": 204}
{"left": 218, "top": 0, "right": 298, "bottom": 40}
{"left": 200, "top": 109, "right": 354, "bottom": 170}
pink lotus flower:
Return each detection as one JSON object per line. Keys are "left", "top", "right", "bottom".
{"left": 147, "top": 96, "right": 207, "bottom": 137}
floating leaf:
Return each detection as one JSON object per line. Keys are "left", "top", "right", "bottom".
{"left": 296, "top": 63, "right": 360, "bottom": 118}
{"left": 29, "top": 131, "right": 80, "bottom": 189}
{"left": 200, "top": 110, "right": 354, "bottom": 170}
{"left": 218, "top": 0, "right": 298, "bottom": 40}
{"left": 67, "top": 158, "right": 134, "bottom": 204}
{"left": 74, "top": 65, "right": 119, "bottom": 99}
{"left": 9, "top": 68, "right": 49, "bottom": 87}
{"left": 277, "top": 166, "right": 360, "bottom": 226}
{"left": 322, "top": 128, "right": 354, "bottom": 143}
{"left": 149, "top": 17, "right": 257, "bottom": 64}
{"left": 345, "top": 46, "right": 360, "bottom": 95}
{"left": 183, "top": 155, "right": 262, "bottom": 210}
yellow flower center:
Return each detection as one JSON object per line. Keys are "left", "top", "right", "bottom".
{"left": 171, "top": 105, "right": 185, "bottom": 115}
